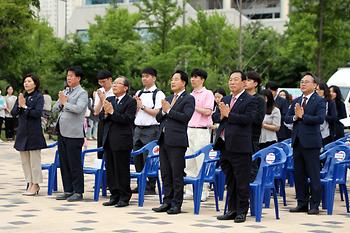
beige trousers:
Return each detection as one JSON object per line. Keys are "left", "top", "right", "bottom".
{"left": 20, "top": 150, "right": 43, "bottom": 184}
{"left": 185, "top": 128, "right": 211, "bottom": 195}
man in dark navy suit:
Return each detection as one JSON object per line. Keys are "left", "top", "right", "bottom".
{"left": 285, "top": 73, "right": 326, "bottom": 215}
{"left": 214, "top": 70, "right": 256, "bottom": 223}
{"left": 100, "top": 76, "right": 137, "bottom": 208}
{"left": 152, "top": 70, "right": 195, "bottom": 215}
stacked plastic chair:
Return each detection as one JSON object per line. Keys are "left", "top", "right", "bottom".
{"left": 81, "top": 147, "right": 106, "bottom": 201}
{"left": 130, "top": 140, "right": 162, "bottom": 207}
{"left": 320, "top": 145, "right": 350, "bottom": 215}
{"left": 41, "top": 142, "right": 59, "bottom": 195}
{"left": 184, "top": 144, "right": 220, "bottom": 215}
{"left": 249, "top": 147, "right": 286, "bottom": 222}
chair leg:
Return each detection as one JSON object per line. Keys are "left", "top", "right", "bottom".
{"left": 156, "top": 176, "right": 163, "bottom": 204}
{"left": 326, "top": 181, "right": 336, "bottom": 215}
{"left": 264, "top": 189, "right": 271, "bottom": 208}
{"left": 256, "top": 188, "right": 262, "bottom": 222}
{"left": 212, "top": 181, "right": 220, "bottom": 212}
{"left": 93, "top": 172, "right": 102, "bottom": 201}
{"left": 138, "top": 175, "right": 147, "bottom": 207}
{"left": 339, "top": 184, "right": 344, "bottom": 201}
{"left": 280, "top": 180, "right": 287, "bottom": 206}
{"left": 342, "top": 184, "right": 349, "bottom": 213}
{"left": 193, "top": 183, "right": 203, "bottom": 215}
{"left": 272, "top": 188, "right": 280, "bottom": 219}
{"left": 47, "top": 167, "right": 53, "bottom": 195}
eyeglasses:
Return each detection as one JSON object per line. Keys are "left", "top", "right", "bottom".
{"left": 300, "top": 80, "right": 313, "bottom": 84}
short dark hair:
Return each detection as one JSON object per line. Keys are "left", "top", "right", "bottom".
{"left": 246, "top": 70, "right": 262, "bottom": 86}
{"left": 66, "top": 66, "right": 84, "bottom": 79}
{"left": 213, "top": 88, "right": 226, "bottom": 97}
{"left": 96, "top": 70, "right": 112, "bottom": 80}
{"left": 229, "top": 70, "right": 246, "bottom": 80}
{"left": 266, "top": 81, "right": 279, "bottom": 91}
{"left": 173, "top": 70, "right": 189, "bottom": 86}
{"left": 141, "top": 67, "right": 157, "bottom": 77}
{"left": 191, "top": 68, "right": 208, "bottom": 80}
{"left": 22, "top": 74, "right": 40, "bottom": 92}
{"left": 302, "top": 72, "right": 317, "bottom": 83}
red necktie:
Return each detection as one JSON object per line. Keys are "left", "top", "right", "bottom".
{"left": 230, "top": 97, "right": 237, "bottom": 109}
{"left": 301, "top": 96, "right": 308, "bottom": 108}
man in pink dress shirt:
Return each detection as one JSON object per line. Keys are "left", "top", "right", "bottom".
{"left": 184, "top": 68, "right": 215, "bottom": 202}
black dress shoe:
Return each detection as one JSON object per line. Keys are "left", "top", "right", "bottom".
{"left": 307, "top": 208, "right": 319, "bottom": 215}
{"left": 167, "top": 206, "right": 181, "bottom": 215}
{"left": 115, "top": 200, "right": 129, "bottom": 208}
{"left": 289, "top": 205, "right": 308, "bottom": 213}
{"left": 56, "top": 192, "right": 74, "bottom": 200}
{"left": 234, "top": 213, "right": 247, "bottom": 223}
{"left": 152, "top": 203, "right": 171, "bottom": 212}
{"left": 217, "top": 211, "right": 237, "bottom": 220}
{"left": 103, "top": 199, "right": 119, "bottom": 206}
{"left": 67, "top": 193, "right": 83, "bottom": 202}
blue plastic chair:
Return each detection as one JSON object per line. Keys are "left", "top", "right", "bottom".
{"left": 320, "top": 145, "right": 350, "bottom": 215}
{"left": 81, "top": 147, "right": 106, "bottom": 201}
{"left": 265, "top": 142, "right": 291, "bottom": 207}
{"left": 130, "top": 140, "right": 162, "bottom": 207}
{"left": 41, "top": 142, "right": 59, "bottom": 195}
{"left": 215, "top": 166, "right": 225, "bottom": 201}
{"left": 323, "top": 140, "right": 345, "bottom": 152}
{"left": 250, "top": 147, "right": 286, "bottom": 222}
{"left": 184, "top": 144, "right": 220, "bottom": 215}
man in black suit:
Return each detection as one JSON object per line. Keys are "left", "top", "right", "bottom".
{"left": 214, "top": 70, "right": 256, "bottom": 223}
{"left": 285, "top": 73, "right": 326, "bottom": 215}
{"left": 267, "top": 81, "right": 291, "bottom": 141}
{"left": 100, "top": 76, "right": 137, "bottom": 208}
{"left": 152, "top": 70, "right": 195, "bottom": 215}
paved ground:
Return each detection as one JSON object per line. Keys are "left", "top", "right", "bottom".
{"left": 0, "top": 140, "right": 350, "bottom": 233}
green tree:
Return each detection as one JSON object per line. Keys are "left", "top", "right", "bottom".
{"left": 136, "top": 0, "right": 183, "bottom": 53}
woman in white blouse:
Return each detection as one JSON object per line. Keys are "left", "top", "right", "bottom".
{"left": 259, "top": 89, "right": 281, "bottom": 149}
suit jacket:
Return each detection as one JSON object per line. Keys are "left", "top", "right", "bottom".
{"left": 275, "top": 95, "right": 291, "bottom": 140}
{"left": 156, "top": 91, "right": 195, "bottom": 148}
{"left": 11, "top": 90, "right": 47, "bottom": 151}
{"left": 100, "top": 95, "right": 136, "bottom": 151}
{"left": 285, "top": 92, "right": 326, "bottom": 149}
{"left": 212, "top": 91, "right": 256, "bottom": 153}
{"left": 53, "top": 85, "right": 88, "bottom": 138}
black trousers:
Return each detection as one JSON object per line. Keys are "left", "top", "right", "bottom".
{"left": 159, "top": 142, "right": 186, "bottom": 208}
{"left": 0, "top": 117, "right": 4, "bottom": 137}
{"left": 5, "top": 117, "right": 15, "bottom": 139}
{"left": 104, "top": 145, "right": 132, "bottom": 202}
{"left": 97, "top": 121, "right": 104, "bottom": 159}
{"left": 221, "top": 148, "right": 251, "bottom": 215}
{"left": 58, "top": 134, "right": 84, "bottom": 194}
{"left": 293, "top": 140, "right": 321, "bottom": 209}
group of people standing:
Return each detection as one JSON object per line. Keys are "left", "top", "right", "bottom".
{"left": 0, "top": 85, "right": 17, "bottom": 142}
{"left": 10, "top": 66, "right": 348, "bottom": 222}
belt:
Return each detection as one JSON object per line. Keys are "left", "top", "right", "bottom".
{"left": 136, "top": 125, "right": 159, "bottom": 129}
{"left": 189, "top": 126, "right": 208, "bottom": 129}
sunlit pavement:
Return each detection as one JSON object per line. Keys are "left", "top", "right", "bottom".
{"left": 0, "top": 140, "right": 349, "bottom": 233}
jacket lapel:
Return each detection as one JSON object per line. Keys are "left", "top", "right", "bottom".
{"left": 231, "top": 91, "right": 246, "bottom": 112}
{"left": 172, "top": 92, "right": 186, "bottom": 108}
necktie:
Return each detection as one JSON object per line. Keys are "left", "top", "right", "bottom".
{"left": 115, "top": 98, "right": 119, "bottom": 104}
{"left": 230, "top": 97, "right": 237, "bottom": 109}
{"left": 301, "top": 96, "right": 308, "bottom": 108}
{"left": 170, "top": 94, "right": 178, "bottom": 107}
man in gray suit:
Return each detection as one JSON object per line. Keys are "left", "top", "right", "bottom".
{"left": 53, "top": 66, "right": 88, "bottom": 202}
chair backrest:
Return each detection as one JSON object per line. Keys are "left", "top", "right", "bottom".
{"left": 143, "top": 141, "right": 160, "bottom": 174}
{"left": 253, "top": 147, "right": 287, "bottom": 188}
{"left": 324, "top": 145, "right": 350, "bottom": 184}
{"left": 81, "top": 147, "right": 105, "bottom": 169}
{"left": 200, "top": 144, "right": 220, "bottom": 180}
{"left": 336, "top": 136, "right": 350, "bottom": 146}
{"left": 270, "top": 142, "right": 292, "bottom": 178}
{"left": 323, "top": 140, "right": 345, "bottom": 152}
{"left": 282, "top": 138, "right": 292, "bottom": 146}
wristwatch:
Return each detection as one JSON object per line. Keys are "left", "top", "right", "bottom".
{"left": 141, "top": 105, "right": 146, "bottom": 110}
